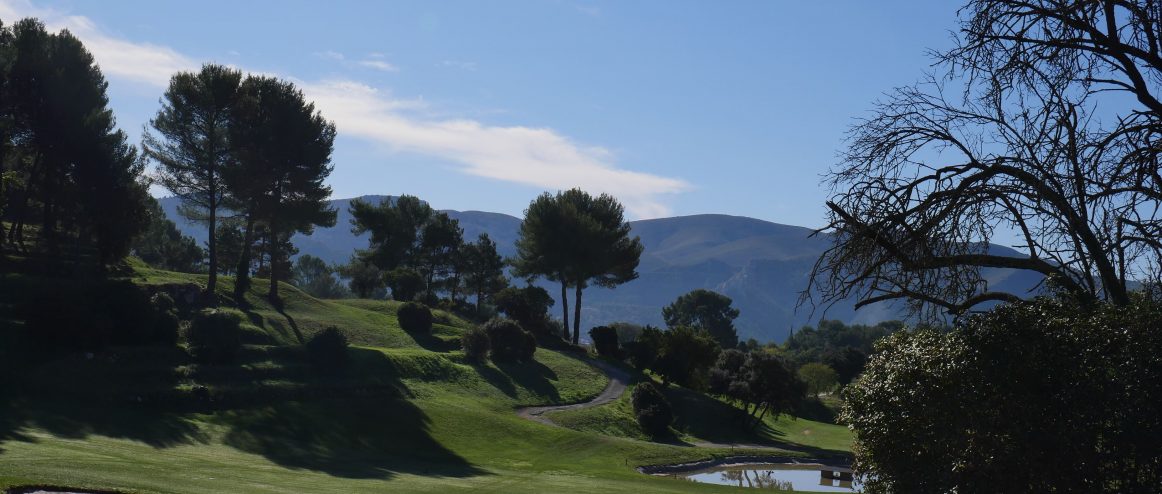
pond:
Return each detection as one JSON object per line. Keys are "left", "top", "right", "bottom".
{"left": 671, "top": 463, "right": 861, "bottom": 492}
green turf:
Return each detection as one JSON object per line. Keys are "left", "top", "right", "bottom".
{"left": 0, "top": 261, "right": 842, "bottom": 493}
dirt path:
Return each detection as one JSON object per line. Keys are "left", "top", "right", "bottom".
{"left": 515, "top": 358, "right": 631, "bottom": 425}
{"left": 515, "top": 359, "right": 848, "bottom": 460}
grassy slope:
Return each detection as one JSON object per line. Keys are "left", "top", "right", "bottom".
{"left": 0, "top": 263, "right": 817, "bottom": 493}
{"left": 548, "top": 374, "right": 853, "bottom": 455}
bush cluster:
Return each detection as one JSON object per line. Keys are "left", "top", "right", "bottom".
{"left": 459, "top": 326, "right": 491, "bottom": 363}
{"left": 306, "top": 326, "right": 349, "bottom": 371}
{"left": 187, "top": 309, "right": 243, "bottom": 363}
{"left": 397, "top": 302, "right": 433, "bottom": 334}
{"left": 483, "top": 318, "right": 536, "bottom": 363}
{"left": 841, "top": 297, "right": 1162, "bottom": 493}
{"left": 588, "top": 325, "right": 620, "bottom": 358}
{"left": 631, "top": 381, "right": 673, "bottom": 438}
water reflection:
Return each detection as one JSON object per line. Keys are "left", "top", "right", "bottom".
{"left": 678, "top": 463, "right": 860, "bottom": 492}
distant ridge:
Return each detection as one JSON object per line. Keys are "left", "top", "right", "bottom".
{"left": 159, "top": 195, "right": 1043, "bottom": 343}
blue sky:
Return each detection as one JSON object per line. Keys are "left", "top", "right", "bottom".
{"left": 1, "top": 0, "right": 962, "bottom": 226}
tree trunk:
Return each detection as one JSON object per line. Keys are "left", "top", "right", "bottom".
{"left": 234, "top": 212, "right": 255, "bottom": 299}
{"left": 206, "top": 199, "right": 218, "bottom": 298}
{"left": 268, "top": 215, "right": 279, "bottom": 300}
{"left": 573, "top": 284, "right": 583, "bottom": 344}
{"left": 560, "top": 280, "right": 570, "bottom": 340}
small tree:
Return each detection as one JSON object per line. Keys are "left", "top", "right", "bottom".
{"left": 663, "top": 289, "right": 740, "bottom": 349}
{"left": 631, "top": 381, "right": 673, "bottom": 438}
{"left": 494, "top": 285, "right": 556, "bottom": 336}
{"left": 624, "top": 325, "right": 664, "bottom": 371}
{"left": 397, "top": 302, "right": 433, "bottom": 334}
{"left": 588, "top": 325, "right": 620, "bottom": 358}
{"left": 461, "top": 233, "right": 508, "bottom": 315}
{"left": 798, "top": 362, "right": 839, "bottom": 398}
{"left": 337, "top": 255, "right": 387, "bottom": 299}
{"left": 291, "top": 254, "right": 348, "bottom": 299}
{"left": 387, "top": 267, "right": 424, "bottom": 302}
{"left": 653, "top": 326, "right": 720, "bottom": 388}
{"left": 460, "top": 326, "right": 491, "bottom": 363}
{"left": 305, "top": 326, "right": 348, "bottom": 371}
{"left": 484, "top": 318, "right": 536, "bottom": 363}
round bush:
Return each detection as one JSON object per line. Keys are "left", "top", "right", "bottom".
{"left": 841, "top": 297, "right": 1162, "bottom": 493}
{"left": 397, "top": 302, "right": 433, "bottom": 334}
{"left": 632, "top": 381, "right": 673, "bottom": 438}
{"left": 460, "top": 326, "right": 491, "bottom": 363}
{"left": 588, "top": 325, "right": 620, "bottom": 357}
{"left": 484, "top": 318, "right": 536, "bottom": 363}
{"left": 306, "top": 326, "right": 349, "bottom": 370}
{"left": 187, "top": 309, "right": 243, "bottom": 363}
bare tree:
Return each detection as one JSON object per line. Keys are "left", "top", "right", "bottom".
{"left": 806, "top": 0, "right": 1162, "bottom": 318}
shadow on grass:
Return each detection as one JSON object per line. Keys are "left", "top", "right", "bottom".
{"left": 0, "top": 343, "right": 486, "bottom": 480}
{"left": 472, "top": 358, "right": 562, "bottom": 402}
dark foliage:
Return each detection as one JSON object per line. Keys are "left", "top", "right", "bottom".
{"left": 132, "top": 196, "right": 206, "bottom": 273}
{"left": 842, "top": 297, "right": 1162, "bottom": 493}
{"left": 396, "top": 302, "right": 433, "bottom": 334}
{"left": 305, "top": 326, "right": 348, "bottom": 371}
{"left": 708, "top": 349, "right": 804, "bottom": 429}
{"left": 386, "top": 267, "right": 424, "bottom": 302}
{"left": 24, "top": 281, "right": 177, "bottom": 351}
{"left": 652, "top": 326, "right": 719, "bottom": 389}
{"left": 631, "top": 381, "right": 673, "bottom": 438}
{"left": 623, "top": 325, "right": 664, "bottom": 371}
{"left": 187, "top": 309, "right": 243, "bottom": 363}
{"left": 460, "top": 326, "right": 491, "bottom": 363}
{"left": 663, "top": 289, "right": 740, "bottom": 349}
{"left": 494, "top": 285, "right": 555, "bottom": 334}
{"left": 588, "top": 325, "right": 620, "bottom": 358}
{"left": 483, "top": 318, "right": 536, "bottom": 363}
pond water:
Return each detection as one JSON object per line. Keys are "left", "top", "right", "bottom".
{"left": 672, "top": 463, "right": 861, "bottom": 492}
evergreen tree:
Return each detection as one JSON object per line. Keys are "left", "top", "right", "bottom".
{"left": 143, "top": 64, "right": 241, "bottom": 295}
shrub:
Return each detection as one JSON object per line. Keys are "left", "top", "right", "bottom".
{"left": 588, "top": 325, "right": 620, "bottom": 357}
{"left": 397, "top": 302, "right": 433, "bottom": 334}
{"left": 306, "top": 326, "right": 349, "bottom": 371}
{"left": 460, "top": 326, "right": 491, "bottom": 363}
{"left": 187, "top": 309, "right": 243, "bottom": 363}
{"left": 387, "top": 268, "right": 424, "bottom": 302}
{"left": 841, "top": 297, "right": 1162, "bottom": 493}
{"left": 484, "top": 318, "right": 536, "bottom": 363}
{"left": 624, "top": 325, "right": 664, "bottom": 370}
{"left": 631, "top": 381, "right": 673, "bottom": 438}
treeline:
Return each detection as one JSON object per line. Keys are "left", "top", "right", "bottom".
{"left": 0, "top": 19, "right": 150, "bottom": 263}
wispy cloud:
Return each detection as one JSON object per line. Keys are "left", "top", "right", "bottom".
{"left": 357, "top": 59, "right": 398, "bottom": 72}
{"left": 304, "top": 81, "right": 689, "bottom": 217}
{"left": 317, "top": 50, "right": 345, "bottom": 61}
{"left": 0, "top": 0, "right": 689, "bottom": 217}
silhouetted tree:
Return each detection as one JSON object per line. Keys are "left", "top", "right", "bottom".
{"left": 337, "top": 254, "right": 386, "bottom": 299}
{"left": 144, "top": 64, "right": 241, "bottom": 295}
{"left": 291, "top": 254, "right": 347, "bottom": 298}
{"left": 461, "top": 233, "right": 508, "bottom": 315}
{"left": 663, "top": 289, "right": 740, "bottom": 349}
{"left": 227, "top": 75, "right": 336, "bottom": 300}
{"left": 132, "top": 196, "right": 205, "bottom": 272}
{"left": 513, "top": 189, "right": 642, "bottom": 343}
{"left": 417, "top": 212, "right": 462, "bottom": 302}
{"left": 807, "top": 0, "right": 1162, "bottom": 318}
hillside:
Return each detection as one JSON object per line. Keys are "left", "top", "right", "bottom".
{"left": 161, "top": 196, "right": 1044, "bottom": 342}
{"left": 0, "top": 260, "right": 840, "bottom": 493}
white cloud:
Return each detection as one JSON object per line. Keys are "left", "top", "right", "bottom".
{"left": 439, "top": 60, "right": 478, "bottom": 71}
{"left": 303, "top": 81, "right": 689, "bottom": 217}
{"left": 357, "top": 59, "right": 398, "bottom": 72}
{"left": 0, "top": 0, "right": 689, "bottom": 217}
{"left": 318, "top": 50, "right": 345, "bottom": 61}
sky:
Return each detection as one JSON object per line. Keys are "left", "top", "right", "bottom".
{"left": 0, "top": 0, "right": 964, "bottom": 226}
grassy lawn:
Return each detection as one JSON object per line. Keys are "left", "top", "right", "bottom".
{"left": 0, "top": 262, "right": 844, "bottom": 493}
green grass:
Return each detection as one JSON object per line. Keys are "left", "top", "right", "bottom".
{"left": 549, "top": 381, "right": 853, "bottom": 455}
{"left": 0, "top": 261, "right": 842, "bottom": 493}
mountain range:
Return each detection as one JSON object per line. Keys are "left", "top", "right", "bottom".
{"left": 159, "top": 195, "right": 1043, "bottom": 343}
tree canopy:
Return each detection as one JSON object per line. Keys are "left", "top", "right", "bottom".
{"left": 807, "top": 0, "right": 1162, "bottom": 318}
{"left": 513, "top": 188, "right": 642, "bottom": 343}
{"left": 662, "top": 289, "right": 740, "bottom": 349}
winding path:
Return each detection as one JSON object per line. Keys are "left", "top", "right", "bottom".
{"left": 514, "top": 358, "right": 850, "bottom": 463}
{"left": 515, "top": 358, "right": 631, "bottom": 425}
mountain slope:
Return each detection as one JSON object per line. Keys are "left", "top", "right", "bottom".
{"left": 159, "top": 195, "right": 1043, "bottom": 342}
